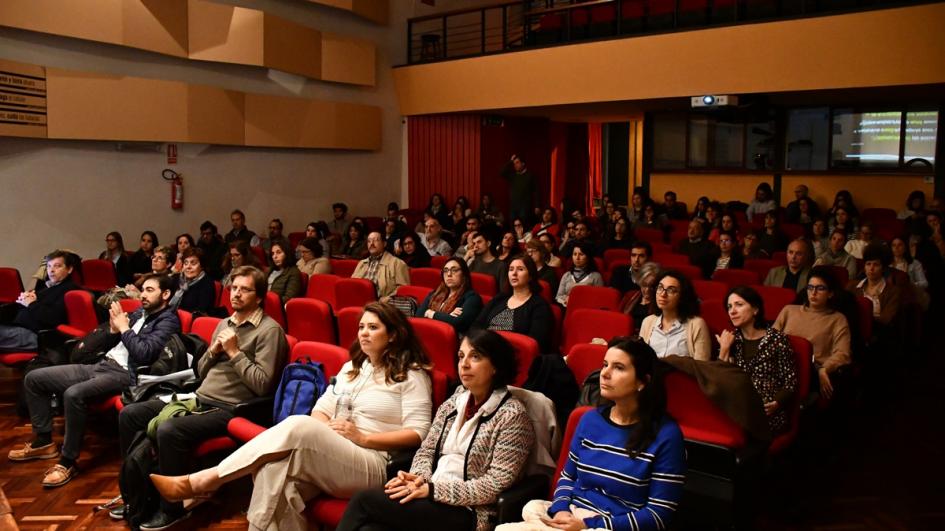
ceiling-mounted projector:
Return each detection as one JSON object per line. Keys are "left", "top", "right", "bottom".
{"left": 691, "top": 95, "right": 738, "bottom": 108}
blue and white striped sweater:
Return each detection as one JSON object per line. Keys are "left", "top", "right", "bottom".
{"left": 548, "top": 407, "right": 686, "bottom": 531}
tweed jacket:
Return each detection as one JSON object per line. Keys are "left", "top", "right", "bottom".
{"left": 410, "top": 387, "right": 535, "bottom": 531}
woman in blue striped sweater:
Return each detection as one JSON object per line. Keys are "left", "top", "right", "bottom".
{"left": 497, "top": 336, "right": 686, "bottom": 531}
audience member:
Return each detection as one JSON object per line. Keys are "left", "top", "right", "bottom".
{"left": 222, "top": 241, "right": 262, "bottom": 287}
{"left": 100, "top": 231, "right": 133, "bottom": 286}
{"left": 843, "top": 222, "right": 875, "bottom": 260}
{"left": 639, "top": 270, "right": 711, "bottom": 360}
{"left": 338, "top": 329, "right": 534, "bottom": 531}
{"left": 198, "top": 221, "right": 227, "bottom": 280}
{"left": 341, "top": 222, "right": 369, "bottom": 260}
{"left": 794, "top": 197, "right": 818, "bottom": 226}
{"left": 425, "top": 193, "right": 450, "bottom": 228}
{"left": 171, "top": 233, "right": 195, "bottom": 274}
{"left": 512, "top": 217, "right": 533, "bottom": 245}
{"left": 446, "top": 201, "right": 466, "bottom": 234}
{"left": 622, "top": 262, "right": 660, "bottom": 332}
{"left": 742, "top": 230, "right": 769, "bottom": 260}
{"left": 466, "top": 232, "right": 509, "bottom": 293}
{"left": 398, "top": 231, "right": 432, "bottom": 268}
{"left": 419, "top": 218, "right": 452, "bottom": 257}
{"left": 416, "top": 257, "right": 483, "bottom": 335}
{"left": 709, "top": 213, "right": 740, "bottom": 245}
{"left": 496, "top": 231, "right": 520, "bottom": 262}
{"left": 135, "top": 245, "right": 174, "bottom": 289}
{"left": 692, "top": 196, "right": 710, "bottom": 221}
{"left": 785, "top": 184, "right": 821, "bottom": 224}
{"left": 560, "top": 221, "right": 595, "bottom": 259}
{"left": 267, "top": 240, "right": 302, "bottom": 304}
{"left": 676, "top": 220, "right": 716, "bottom": 279}
{"left": 627, "top": 189, "right": 647, "bottom": 224}
{"left": 925, "top": 210, "right": 945, "bottom": 257}
{"left": 531, "top": 207, "right": 559, "bottom": 239}
{"left": 827, "top": 190, "right": 860, "bottom": 223}
{"left": 555, "top": 243, "right": 604, "bottom": 307}
{"left": 296, "top": 237, "right": 331, "bottom": 276}
{"left": 891, "top": 236, "right": 929, "bottom": 304}
{"left": 10, "top": 274, "right": 179, "bottom": 488}
{"left": 850, "top": 243, "right": 901, "bottom": 327}
{"left": 663, "top": 191, "right": 688, "bottom": 220}
{"left": 758, "top": 212, "right": 789, "bottom": 256}
{"left": 810, "top": 219, "right": 830, "bottom": 258}
{"left": 328, "top": 202, "right": 351, "bottom": 256}
{"left": 814, "top": 230, "right": 858, "bottom": 279}
{"left": 384, "top": 218, "right": 406, "bottom": 254}
{"left": 717, "top": 286, "right": 798, "bottom": 435}
{"left": 454, "top": 215, "right": 481, "bottom": 257}
{"left": 130, "top": 231, "right": 158, "bottom": 280}
{"left": 502, "top": 154, "right": 536, "bottom": 222}
{"left": 712, "top": 230, "right": 745, "bottom": 271}
{"left": 703, "top": 202, "right": 722, "bottom": 234}
{"left": 224, "top": 209, "right": 259, "bottom": 246}
{"left": 635, "top": 203, "right": 666, "bottom": 230}
{"left": 384, "top": 202, "right": 407, "bottom": 225}
{"left": 611, "top": 241, "right": 652, "bottom": 294}
{"left": 353, "top": 232, "right": 410, "bottom": 300}
{"left": 764, "top": 239, "right": 812, "bottom": 293}
{"left": 828, "top": 206, "right": 857, "bottom": 241}
{"left": 169, "top": 248, "right": 216, "bottom": 315}
{"left": 496, "top": 336, "right": 685, "bottom": 531}
{"left": 150, "top": 302, "right": 431, "bottom": 531}
{"left": 476, "top": 193, "right": 504, "bottom": 227}
{"left": 260, "top": 218, "right": 284, "bottom": 255}
{"left": 773, "top": 267, "right": 851, "bottom": 400}
{"left": 746, "top": 182, "right": 777, "bottom": 222}
{"left": 525, "top": 239, "right": 558, "bottom": 295}
{"left": 474, "top": 256, "right": 553, "bottom": 353}
{"left": 604, "top": 218, "right": 633, "bottom": 250}
{"left": 538, "top": 233, "right": 562, "bottom": 268}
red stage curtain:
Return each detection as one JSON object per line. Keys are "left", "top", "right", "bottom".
{"left": 587, "top": 122, "right": 603, "bottom": 214}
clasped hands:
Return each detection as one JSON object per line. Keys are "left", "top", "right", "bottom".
{"left": 209, "top": 328, "right": 240, "bottom": 359}
{"left": 384, "top": 471, "right": 429, "bottom": 504}
{"left": 16, "top": 290, "right": 37, "bottom": 308}
{"left": 539, "top": 511, "right": 585, "bottom": 530}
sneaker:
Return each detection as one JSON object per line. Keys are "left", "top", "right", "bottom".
{"left": 108, "top": 504, "right": 128, "bottom": 520}
{"left": 42, "top": 464, "right": 78, "bottom": 488}
{"left": 139, "top": 510, "right": 190, "bottom": 530}
{"left": 8, "top": 441, "right": 59, "bottom": 462}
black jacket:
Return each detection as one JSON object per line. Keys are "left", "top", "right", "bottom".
{"left": 13, "top": 280, "right": 78, "bottom": 331}
{"left": 474, "top": 293, "right": 553, "bottom": 354}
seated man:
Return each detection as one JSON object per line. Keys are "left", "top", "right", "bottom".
{"left": 560, "top": 221, "right": 595, "bottom": 259}
{"left": 814, "top": 229, "right": 858, "bottom": 279}
{"left": 352, "top": 231, "right": 410, "bottom": 300}
{"left": 260, "top": 218, "right": 285, "bottom": 255}
{"left": 465, "top": 231, "right": 508, "bottom": 292}
{"left": 764, "top": 238, "right": 812, "bottom": 293}
{"left": 224, "top": 209, "right": 259, "bottom": 247}
{"left": 197, "top": 221, "right": 227, "bottom": 280}
{"left": 675, "top": 220, "right": 716, "bottom": 279}
{"left": 8, "top": 273, "right": 180, "bottom": 488}
{"left": 117, "top": 266, "right": 287, "bottom": 529}
{"left": 0, "top": 250, "right": 79, "bottom": 353}
{"left": 662, "top": 191, "right": 688, "bottom": 220}
{"left": 610, "top": 241, "right": 652, "bottom": 294}
{"left": 784, "top": 184, "right": 821, "bottom": 224}
{"left": 453, "top": 215, "right": 481, "bottom": 257}
{"left": 419, "top": 218, "right": 453, "bottom": 256}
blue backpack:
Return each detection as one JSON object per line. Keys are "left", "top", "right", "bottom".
{"left": 272, "top": 358, "right": 329, "bottom": 424}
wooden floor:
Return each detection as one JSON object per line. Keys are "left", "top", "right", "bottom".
{"left": 0, "top": 345, "right": 942, "bottom": 530}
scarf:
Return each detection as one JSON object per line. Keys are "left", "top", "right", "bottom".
{"left": 169, "top": 271, "right": 205, "bottom": 310}
{"left": 429, "top": 288, "right": 463, "bottom": 314}
{"left": 570, "top": 266, "right": 590, "bottom": 284}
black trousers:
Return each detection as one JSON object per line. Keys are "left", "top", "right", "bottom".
{"left": 336, "top": 487, "right": 476, "bottom": 531}
{"left": 118, "top": 399, "right": 233, "bottom": 515}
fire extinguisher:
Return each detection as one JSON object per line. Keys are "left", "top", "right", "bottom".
{"left": 163, "top": 169, "right": 184, "bottom": 210}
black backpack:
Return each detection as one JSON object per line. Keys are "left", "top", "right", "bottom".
{"left": 118, "top": 430, "right": 160, "bottom": 530}
{"left": 523, "top": 354, "right": 579, "bottom": 429}
{"left": 121, "top": 333, "right": 208, "bottom": 405}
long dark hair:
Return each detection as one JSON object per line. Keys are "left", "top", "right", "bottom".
{"left": 348, "top": 302, "right": 431, "bottom": 384}
{"left": 430, "top": 257, "right": 472, "bottom": 301}
{"left": 725, "top": 286, "right": 767, "bottom": 330}
{"left": 651, "top": 270, "right": 700, "bottom": 321}
{"left": 607, "top": 336, "right": 667, "bottom": 458}
{"left": 507, "top": 256, "right": 542, "bottom": 295}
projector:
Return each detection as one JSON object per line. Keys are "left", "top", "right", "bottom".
{"left": 691, "top": 95, "right": 738, "bottom": 108}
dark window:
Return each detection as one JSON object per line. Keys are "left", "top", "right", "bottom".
{"left": 785, "top": 107, "right": 829, "bottom": 171}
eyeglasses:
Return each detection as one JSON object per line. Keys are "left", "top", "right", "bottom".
{"left": 232, "top": 286, "right": 256, "bottom": 295}
{"left": 442, "top": 267, "right": 462, "bottom": 275}
{"left": 806, "top": 284, "right": 829, "bottom": 293}
{"left": 151, "top": 255, "right": 167, "bottom": 262}
{"left": 655, "top": 285, "right": 680, "bottom": 295}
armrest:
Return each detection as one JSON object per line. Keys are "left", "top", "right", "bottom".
{"left": 386, "top": 449, "right": 417, "bottom": 479}
{"left": 495, "top": 475, "right": 549, "bottom": 524}
{"left": 232, "top": 396, "right": 274, "bottom": 427}
{"left": 228, "top": 417, "right": 267, "bottom": 443}
{"left": 56, "top": 324, "right": 88, "bottom": 339}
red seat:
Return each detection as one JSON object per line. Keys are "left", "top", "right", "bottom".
{"left": 250, "top": 246, "right": 267, "bottom": 267}
{"left": 538, "top": 280, "right": 553, "bottom": 303}
{"left": 289, "top": 341, "right": 349, "bottom": 378}
{"left": 306, "top": 273, "right": 340, "bottom": 309}
{"left": 771, "top": 251, "right": 787, "bottom": 264}
{"left": 286, "top": 298, "right": 336, "bottom": 344}
{"left": 288, "top": 231, "right": 305, "bottom": 249}
{"left": 56, "top": 290, "right": 98, "bottom": 338}
{"left": 213, "top": 281, "right": 222, "bottom": 307}
{"left": 562, "top": 309, "right": 632, "bottom": 355}
{"left": 769, "top": 335, "right": 812, "bottom": 455}
{"left": 875, "top": 219, "right": 905, "bottom": 242}
{"left": 712, "top": 268, "right": 760, "bottom": 288}
{"left": 665, "top": 371, "right": 746, "bottom": 449}
{"left": 565, "top": 343, "right": 607, "bottom": 385}
{"left": 470, "top": 273, "right": 498, "bottom": 296}
{"left": 566, "top": 285, "right": 620, "bottom": 312}
{"left": 744, "top": 259, "right": 778, "bottom": 282}
{"left": 693, "top": 280, "right": 728, "bottom": 302}
{"left": 299, "top": 272, "right": 308, "bottom": 299}
{"left": 700, "top": 298, "right": 731, "bottom": 337}
{"left": 409, "top": 268, "right": 442, "bottom": 289}
{"left": 264, "top": 291, "right": 286, "bottom": 329}
{"left": 860, "top": 208, "right": 897, "bottom": 225}
{"left": 335, "top": 306, "right": 363, "bottom": 349}
{"left": 329, "top": 259, "right": 359, "bottom": 278}
{"left": 177, "top": 309, "right": 193, "bottom": 334}
{"left": 0, "top": 267, "right": 24, "bottom": 303}
{"left": 429, "top": 255, "right": 450, "bottom": 270}
{"left": 191, "top": 316, "right": 222, "bottom": 344}
{"left": 549, "top": 303, "right": 563, "bottom": 354}
{"left": 781, "top": 223, "right": 805, "bottom": 241}
{"left": 80, "top": 259, "right": 117, "bottom": 292}
{"left": 551, "top": 407, "right": 593, "bottom": 495}
{"left": 750, "top": 285, "right": 796, "bottom": 322}
{"left": 119, "top": 298, "right": 143, "bottom": 313}
{"left": 395, "top": 285, "right": 433, "bottom": 304}
{"left": 602, "top": 249, "right": 630, "bottom": 267}
{"left": 334, "top": 278, "right": 377, "bottom": 312}
{"left": 634, "top": 227, "right": 665, "bottom": 244}
{"left": 822, "top": 265, "right": 849, "bottom": 288}
{"left": 650, "top": 242, "right": 673, "bottom": 257}
{"left": 672, "top": 264, "right": 703, "bottom": 281}
{"left": 658, "top": 253, "right": 692, "bottom": 268}
{"left": 408, "top": 317, "right": 458, "bottom": 381}
{"left": 219, "top": 286, "right": 235, "bottom": 315}
{"left": 495, "top": 331, "right": 539, "bottom": 387}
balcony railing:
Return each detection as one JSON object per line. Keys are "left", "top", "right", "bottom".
{"left": 406, "top": 0, "right": 935, "bottom": 64}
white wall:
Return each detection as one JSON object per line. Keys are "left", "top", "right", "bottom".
{"left": 0, "top": 0, "right": 413, "bottom": 281}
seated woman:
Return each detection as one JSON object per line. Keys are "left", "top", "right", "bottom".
{"left": 851, "top": 243, "right": 903, "bottom": 328}
{"left": 171, "top": 233, "right": 195, "bottom": 274}
{"left": 708, "top": 213, "right": 740, "bottom": 245}
{"left": 716, "top": 286, "right": 798, "bottom": 435}
{"left": 773, "top": 267, "right": 851, "bottom": 401}
{"left": 828, "top": 206, "right": 857, "bottom": 241}
{"left": 99, "top": 231, "right": 133, "bottom": 286}
{"left": 538, "top": 233, "right": 562, "bottom": 268}
{"left": 132, "top": 245, "right": 175, "bottom": 289}
{"left": 398, "top": 231, "right": 432, "bottom": 268}
{"left": 417, "top": 258, "right": 483, "bottom": 335}
{"left": 474, "top": 256, "right": 553, "bottom": 353}
{"left": 512, "top": 218, "right": 533, "bottom": 245}
{"left": 296, "top": 237, "right": 332, "bottom": 276}
{"left": 151, "top": 302, "right": 433, "bottom": 531}
{"left": 620, "top": 261, "right": 660, "bottom": 334}
{"left": 809, "top": 219, "right": 830, "bottom": 258}
{"left": 746, "top": 182, "right": 777, "bottom": 222}
{"left": 222, "top": 240, "right": 262, "bottom": 287}
{"left": 712, "top": 230, "right": 745, "bottom": 271}
{"left": 169, "top": 247, "right": 217, "bottom": 315}
{"left": 497, "top": 231, "right": 521, "bottom": 263}
{"left": 814, "top": 229, "right": 857, "bottom": 279}
{"left": 304, "top": 221, "right": 331, "bottom": 258}
{"left": 891, "top": 236, "right": 929, "bottom": 309}
{"left": 268, "top": 239, "right": 302, "bottom": 304}
{"left": 338, "top": 329, "right": 535, "bottom": 531}
{"left": 639, "top": 270, "right": 711, "bottom": 361}
{"left": 530, "top": 208, "right": 559, "bottom": 239}
{"left": 603, "top": 218, "right": 633, "bottom": 250}
{"left": 758, "top": 212, "right": 788, "bottom": 256}
{"left": 496, "top": 336, "right": 686, "bottom": 531}
{"left": 341, "top": 222, "right": 369, "bottom": 260}
{"left": 525, "top": 239, "right": 558, "bottom": 295}
{"left": 130, "top": 230, "right": 159, "bottom": 281}
{"left": 555, "top": 243, "right": 603, "bottom": 307}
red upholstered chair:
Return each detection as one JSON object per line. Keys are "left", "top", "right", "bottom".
{"left": 335, "top": 306, "right": 363, "bottom": 350}
{"left": 80, "top": 259, "right": 117, "bottom": 292}
{"left": 712, "top": 268, "right": 760, "bottom": 289}
{"left": 602, "top": 248, "right": 630, "bottom": 267}
{"left": 550, "top": 407, "right": 593, "bottom": 495}
{"left": 823, "top": 265, "right": 849, "bottom": 288}
{"left": 562, "top": 309, "right": 632, "bottom": 355}
{"left": 250, "top": 246, "right": 267, "bottom": 266}
{"left": 566, "top": 285, "right": 620, "bottom": 312}
{"left": 744, "top": 259, "right": 778, "bottom": 282}
{"left": 693, "top": 280, "right": 728, "bottom": 302}
{"left": 219, "top": 286, "right": 235, "bottom": 315}
{"left": 549, "top": 303, "right": 563, "bottom": 353}
{"left": 409, "top": 268, "right": 442, "bottom": 289}
{"left": 213, "top": 281, "right": 222, "bottom": 307}
{"left": 333, "top": 278, "right": 377, "bottom": 312}
{"left": 781, "top": 223, "right": 805, "bottom": 241}
{"left": 658, "top": 253, "right": 693, "bottom": 268}
{"left": 860, "top": 208, "right": 897, "bottom": 225}
{"left": 288, "top": 232, "right": 305, "bottom": 249}
{"left": 177, "top": 310, "right": 193, "bottom": 334}
{"left": 634, "top": 227, "right": 665, "bottom": 244}
{"left": 769, "top": 335, "right": 812, "bottom": 455}
{"left": 672, "top": 264, "right": 703, "bottom": 281}
{"left": 665, "top": 371, "right": 746, "bottom": 449}
{"left": 496, "top": 331, "right": 540, "bottom": 386}
{"left": 565, "top": 343, "right": 607, "bottom": 386}
{"left": 855, "top": 296, "right": 873, "bottom": 345}
{"left": 0, "top": 267, "right": 24, "bottom": 303}
{"left": 56, "top": 290, "right": 99, "bottom": 338}
{"left": 395, "top": 285, "right": 433, "bottom": 304}
{"left": 298, "top": 272, "right": 308, "bottom": 299}
{"left": 875, "top": 219, "right": 905, "bottom": 243}
{"left": 429, "top": 255, "right": 450, "bottom": 270}
{"left": 286, "top": 298, "right": 336, "bottom": 344}
{"left": 306, "top": 274, "right": 339, "bottom": 309}
{"left": 771, "top": 251, "right": 787, "bottom": 264}
{"left": 538, "top": 280, "right": 553, "bottom": 303}
{"left": 329, "top": 259, "right": 359, "bottom": 278}
{"left": 470, "top": 273, "right": 498, "bottom": 296}
{"left": 288, "top": 341, "right": 349, "bottom": 379}
{"left": 191, "top": 317, "right": 222, "bottom": 344}
{"left": 750, "top": 285, "right": 797, "bottom": 322}
{"left": 119, "top": 298, "right": 143, "bottom": 313}
{"left": 264, "top": 291, "right": 287, "bottom": 329}
{"left": 700, "top": 298, "right": 731, "bottom": 337}
{"left": 408, "top": 317, "right": 458, "bottom": 381}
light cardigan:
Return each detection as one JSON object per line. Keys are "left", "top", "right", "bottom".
{"left": 639, "top": 314, "right": 712, "bottom": 361}
{"left": 555, "top": 270, "right": 604, "bottom": 306}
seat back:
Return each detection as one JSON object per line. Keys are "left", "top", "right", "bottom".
{"left": 409, "top": 268, "right": 442, "bottom": 289}
{"left": 562, "top": 309, "right": 632, "bottom": 355}
{"left": 250, "top": 246, "right": 267, "bottom": 267}
{"left": 750, "top": 285, "right": 797, "bottom": 322}
{"left": 823, "top": 265, "right": 849, "bottom": 288}
{"left": 565, "top": 343, "right": 607, "bottom": 386}
{"left": 672, "top": 264, "right": 703, "bottom": 281}
{"left": 177, "top": 309, "right": 193, "bottom": 334}
{"left": 334, "top": 278, "right": 377, "bottom": 311}
{"left": 395, "top": 285, "right": 434, "bottom": 304}
{"left": 219, "top": 285, "right": 235, "bottom": 315}
{"left": 429, "top": 255, "right": 450, "bottom": 270}
{"left": 306, "top": 273, "right": 339, "bottom": 309}
{"left": 288, "top": 231, "right": 305, "bottom": 249}
{"left": 470, "top": 272, "right": 498, "bottom": 296}
{"left": 264, "top": 291, "right": 286, "bottom": 329}
{"left": 0, "top": 267, "right": 25, "bottom": 303}
{"left": 566, "top": 285, "right": 620, "bottom": 312}
{"left": 744, "top": 259, "right": 778, "bottom": 282}
{"left": 602, "top": 248, "right": 630, "bottom": 266}
{"left": 769, "top": 335, "right": 812, "bottom": 454}
{"left": 665, "top": 371, "right": 747, "bottom": 449}
{"left": 299, "top": 272, "right": 308, "bottom": 299}
{"left": 538, "top": 280, "right": 553, "bottom": 303}
{"left": 658, "top": 253, "right": 692, "bottom": 268}
{"left": 634, "top": 227, "right": 665, "bottom": 244}
{"left": 119, "top": 298, "right": 143, "bottom": 313}
{"left": 550, "top": 406, "right": 593, "bottom": 497}
{"left": 329, "top": 259, "right": 359, "bottom": 278}
{"left": 80, "top": 259, "right": 117, "bottom": 291}
{"left": 495, "top": 331, "right": 540, "bottom": 386}
{"left": 214, "top": 281, "right": 222, "bottom": 307}
{"left": 700, "top": 298, "right": 731, "bottom": 337}
{"left": 711, "top": 268, "right": 760, "bottom": 288}
{"left": 693, "top": 280, "right": 728, "bottom": 302}
{"left": 286, "top": 298, "right": 336, "bottom": 344}
{"left": 64, "top": 290, "right": 98, "bottom": 335}
{"left": 855, "top": 296, "right": 873, "bottom": 344}
{"left": 192, "top": 316, "right": 222, "bottom": 344}
{"left": 290, "top": 341, "right": 349, "bottom": 378}
{"left": 408, "top": 317, "right": 459, "bottom": 381}
{"left": 335, "top": 306, "right": 363, "bottom": 350}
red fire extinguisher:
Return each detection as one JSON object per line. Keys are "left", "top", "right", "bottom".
{"left": 163, "top": 169, "right": 184, "bottom": 210}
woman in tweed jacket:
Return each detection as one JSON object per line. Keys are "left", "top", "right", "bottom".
{"left": 339, "top": 329, "right": 535, "bottom": 531}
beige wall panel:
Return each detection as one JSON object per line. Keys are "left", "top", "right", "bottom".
{"left": 781, "top": 174, "right": 933, "bottom": 212}
{"left": 393, "top": 3, "right": 945, "bottom": 115}
{"left": 262, "top": 14, "right": 321, "bottom": 80}
{"left": 0, "top": 0, "right": 123, "bottom": 44}
{"left": 46, "top": 69, "right": 188, "bottom": 142}
{"left": 321, "top": 33, "right": 375, "bottom": 86}
{"left": 306, "top": 0, "right": 388, "bottom": 25}
{"left": 187, "top": 0, "right": 264, "bottom": 67}
{"left": 244, "top": 93, "right": 380, "bottom": 150}
{"left": 122, "top": 0, "right": 189, "bottom": 58}
{"left": 186, "top": 85, "right": 244, "bottom": 145}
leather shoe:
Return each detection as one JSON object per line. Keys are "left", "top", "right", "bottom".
{"left": 150, "top": 474, "right": 198, "bottom": 503}
{"left": 139, "top": 509, "right": 190, "bottom": 530}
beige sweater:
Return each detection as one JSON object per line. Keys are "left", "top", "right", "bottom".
{"left": 773, "top": 304, "right": 851, "bottom": 373}
{"left": 639, "top": 314, "right": 712, "bottom": 361}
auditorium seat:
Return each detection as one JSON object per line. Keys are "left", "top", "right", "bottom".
{"left": 751, "top": 285, "right": 797, "bottom": 322}
{"left": 250, "top": 246, "right": 267, "bottom": 266}
{"left": 673, "top": 264, "right": 703, "bottom": 281}
{"left": 744, "top": 259, "right": 779, "bottom": 282}
{"left": 665, "top": 370, "right": 746, "bottom": 449}
{"left": 177, "top": 309, "right": 193, "bottom": 334}
{"left": 470, "top": 272, "right": 498, "bottom": 296}
{"left": 329, "top": 259, "right": 359, "bottom": 278}
{"left": 335, "top": 306, "right": 363, "bottom": 349}
{"left": 769, "top": 335, "right": 812, "bottom": 455}
{"left": 712, "top": 268, "right": 760, "bottom": 288}
{"left": 496, "top": 331, "right": 540, "bottom": 386}
{"left": 118, "top": 298, "right": 142, "bottom": 313}
{"left": 693, "top": 279, "right": 728, "bottom": 302}
{"left": 286, "top": 298, "right": 336, "bottom": 344}
{"left": 565, "top": 285, "right": 620, "bottom": 312}
{"left": 80, "top": 259, "right": 117, "bottom": 292}
{"left": 700, "top": 298, "right": 731, "bottom": 337}
{"left": 429, "top": 255, "right": 450, "bottom": 270}
{"left": 562, "top": 309, "right": 632, "bottom": 355}
{"left": 288, "top": 232, "right": 305, "bottom": 249}
{"left": 191, "top": 317, "right": 222, "bottom": 344}
{"left": 602, "top": 248, "right": 630, "bottom": 266}
{"left": 538, "top": 280, "right": 553, "bottom": 303}
{"left": 395, "top": 285, "right": 434, "bottom": 304}
{"left": 306, "top": 273, "right": 340, "bottom": 309}
{"left": 264, "top": 291, "right": 287, "bottom": 329}
{"left": 659, "top": 253, "right": 693, "bottom": 268}
{"left": 0, "top": 267, "right": 24, "bottom": 303}
{"left": 634, "top": 227, "right": 665, "bottom": 244}
{"left": 333, "top": 278, "right": 376, "bottom": 312}
{"left": 409, "top": 267, "right": 441, "bottom": 289}
{"left": 565, "top": 343, "right": 607, "bottom": 386}
{"left": 408, "top": 317, "right": 458, "bottom": 381}
{"left": 56, "top": 290, "right": 98, "bottom": 339}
